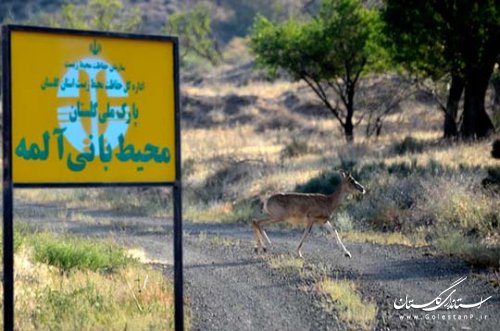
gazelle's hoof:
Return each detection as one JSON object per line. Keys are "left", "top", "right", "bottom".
{"left": 262, "top": 247, "right": 267, "bottom": 253}
{"left": 344, "top": 251, "right": 352, "bottom": 258}
{"left": 254, "top": 247, "right": 259, "bottom": 254}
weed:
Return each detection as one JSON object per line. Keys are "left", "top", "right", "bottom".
{"left": 183, "top": 157, "right": 197, "bottom": 178}
{"left": 318, "top": 278, "right": 377, "bottom": 330}
{"left": 342, "top": 231, "right": 426, "bottom": 247}
{"left": 436, "top": 232, "right": 500, "bottom": 268}
{"left": 209, "top": 235, "right": 241, "bottom": 247}
{"left": 32, "top": 234, "right": 133, "bottom": 273}
{"left": 393, "top": 136, "right": 426, "bottom": 155}
{"left": 267, "top": 254, "right": 304, "bottom": 272}
{"left": 280, "top": 138, "right": 310, "bottom": 159}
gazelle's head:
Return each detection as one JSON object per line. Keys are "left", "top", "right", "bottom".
{"left": 339, "top": 170, "right": 366, "bottom": 194}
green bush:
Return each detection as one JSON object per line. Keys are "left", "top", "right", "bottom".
{"left": 393, "top": 136, "right": 425, "bottom": 155}
{"left": 33, "top": 234, "right": 133, "bottom": 273}
{"left": 280, "top": 138, "right": 310, "bottom": 159}
{"left": 295, "top": 171, "right": 342, "bottom": 195}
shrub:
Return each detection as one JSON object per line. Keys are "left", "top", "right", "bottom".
{"left": 333, "top": 212, "right": 354, "bottom": 232}
{"left": 392, "top": 136, "right": 425, "bottom": 155}
{"left": 436, "top": 232, "right": 500, "bottom": 268}
{"left": 201, "top": 160, "right": 268, "bottom": 202}
{"left": 426, "top": 180, "right": 499, "bottom": 236}
{"left": 348, "top": 174, "right": 427, "bottom": 232}
{"left": 295, "top": 171, "right": 342, "bottom": 195}
{"left": 280, "top": 138, "right": 310, "bottom": 159}
{"left": 183, "top": 157, "right": 196, "bottom": 177}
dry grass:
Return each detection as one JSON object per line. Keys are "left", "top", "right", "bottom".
{"left": 342, "top": 231, "right": 427, "bottom": 247}
{"left": 180, "top": 78, "right": 499, "bottom": 268}
{"left": 183, "top": 80, "right": 304, "bottom": 100}
{"left": 436, "top": 232, "right": 500, "bottom": 268}
{"left": 209, "top": 235, "right": 241, "bottom": 247}
{"left": 318, "top": 278, "right": 377, "bottom": 331}
{"left": 266, "top": 254, "right": 304, "bottom": 272}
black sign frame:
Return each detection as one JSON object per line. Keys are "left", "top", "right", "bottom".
{"left": 1, "top": 25, "right": 184, "bottom": 331}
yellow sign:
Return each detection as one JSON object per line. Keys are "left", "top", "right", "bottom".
{"left": 10, "top": 29, "right": 177, "bottom": 184}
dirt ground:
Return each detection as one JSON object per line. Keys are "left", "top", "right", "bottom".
{"left": 21, "top": 208, "right": 499, "bottom": 331}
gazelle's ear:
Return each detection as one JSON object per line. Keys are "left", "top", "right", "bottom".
{"left": 339, "top": 169, "right": 347, "bottom": 178}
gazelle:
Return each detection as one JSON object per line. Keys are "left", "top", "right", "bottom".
{"left": 252, "top": 170, "right": 365, "bottom": 259}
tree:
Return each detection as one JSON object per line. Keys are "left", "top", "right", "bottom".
{"left": 40, "top": 0, "right": 142, "bottom": 32}
{"left": 383, "top": 0, "right": 500, "bottom": 139}
{"left": 250, "top": 0, "right": 384, "bottom": 142}
{"left": 0, "top": 0, "right": 142, "bottom": 99}
{"left": 165, "top": 3, "right": 221, "bottom": 66}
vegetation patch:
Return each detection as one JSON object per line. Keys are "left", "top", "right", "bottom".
{"left": 342, "top": 231, "right": 426, "bottom": 247}
{"left": 209, "top": 235, "right": 241, "bottom": 247}
{"left": 392, "top": 136, "right": 426, "bottom": 155}
{"left": 32, "top": 234, "right": 133, "bottom": 273}
{"left": 281, "top": 138, "right": 311, "bottom": 159}
{"left": 295, "top": 172, "right": 342, "bottom": 195}
{"left": 318, "top": 278, "right": 377, "bottom": 331}
{"left": 0, "top": 226, "right": 178, "bottom": 330}
{"left": 3, "top": 253, "right": 176, "bottom": 330}
{"left": 267, "top": 254, "right": 304, "bottom": 272}
{"left": 436, "top": 232, "right": 500, "bottom": 269}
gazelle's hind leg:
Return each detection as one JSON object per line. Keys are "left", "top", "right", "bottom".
{"left": 324, "top": 221, "right": 351, "bottom": 258}
{"left": 296, "top": 220, "right": 314, "bottom": 259}
{"left": 252, "top": 217, "right": 283, "bottom": 253}
{"left": 252, "top": 219, "right": 265, "bottom": 253}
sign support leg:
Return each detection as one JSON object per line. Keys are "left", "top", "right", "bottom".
{"left": 3, "top": 166, "right": 14, "bottom": 331}
{"left": 3, "top": 23, "right": 14, "bottom": 330}
{"left": 173, "top": 183, "right": 184, "bottom": 330}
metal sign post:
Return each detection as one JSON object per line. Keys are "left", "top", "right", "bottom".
{"left": 1, "top": 25, "right": 184, "bottom": 331}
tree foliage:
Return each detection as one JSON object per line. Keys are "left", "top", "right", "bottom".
{"left": 250, "top": 0, "right": 385, "bottom": 142}
{"left": 0, "top": 0, "right": 142, "bottom": 98}
{"left": 165, "top": 3, "right": 221, "bottom": 66}
{"left": 35, "top": 0, "right": 142, "bottom": 32}
{"left": 383, "top": 0, "right": 500, "bottom": 139}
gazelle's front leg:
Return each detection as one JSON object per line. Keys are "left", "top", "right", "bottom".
{"left": 324, "top": 221, "right": 351, "bottom": 258}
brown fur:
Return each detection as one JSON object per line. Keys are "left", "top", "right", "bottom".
{"left": 252, "top": 171, "right": 365, "bottom": 258}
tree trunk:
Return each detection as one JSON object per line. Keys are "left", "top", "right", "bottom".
{"left": 492, "top": 70, "right": 500, "bottom": 117}
{"left": 461, "top": 66, "right": 495, "bottom": 138}
{"left": 344, "top": 85, "right": 355, "bottom": 143}
{"left": 443, "top": 74, "right": 464, "bottom": 138}
{"left": 344, "top": 118, "right": 354, "bottom": 142}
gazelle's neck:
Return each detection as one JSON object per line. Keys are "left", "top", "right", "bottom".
{"left": 327, "top": 181, "right": 348, "bottom": 208}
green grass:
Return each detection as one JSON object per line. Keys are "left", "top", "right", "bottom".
{"left": 0, "top": 222, "right": 30, "bottom": 261}
{"left": 32, "top": 234, "right": 133, "bottom": 273}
